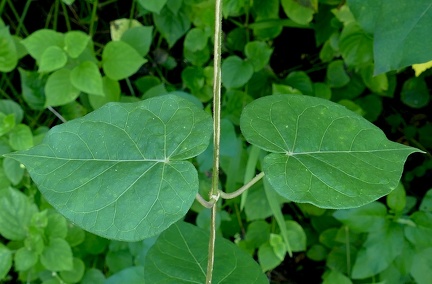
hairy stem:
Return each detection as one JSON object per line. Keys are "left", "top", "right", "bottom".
{"left": 220, "top": 172, "right": 265, "bottom": 200}
{"left": 206, "top": 0, "right": 222, "bottom": 282}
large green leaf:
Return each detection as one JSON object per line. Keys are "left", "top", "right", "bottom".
{"left": 348, "top": 0, "right": 432, "bottom": 74}
{"left": 240, "top": 94, "right": 421, "bottom": 209}
{"left": 145, "top": 222, "right": 267, "bottom": 283}
{"left": 6, "top": 95, "right": 212, "bottom": 241}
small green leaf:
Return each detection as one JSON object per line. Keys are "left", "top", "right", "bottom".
{"left": 137, "top": 0, "right": 167, "bottom": 14}
{"left": 0, "top": 113, "right": 15, "bottom": 137}
{"left": 21, "top": 29, "right": 64, "bottom": 62}
{"left": 81, "top": 268, "right": 105, "bottom": 284}
{"left": 45, "top": 212, "right": 68, "bottom": 239}
{"left": 419, "top": 189, "right": 432, "bottom": 212}
{"left": 223, "top": 0, "right": 246, "bottom": 17}
{"left": 386, "top": 182, "right": 406, "bottom": 212}
{"left": 19, "top": 68, "right": 46, "bottom": 110}
{"left": 41, "top": 238, "right": 73, "bottom": 271}
{"left": 404, "top": 211, "right": 432, "bottom": 249}
{"left": 285, "top": 71, "right": 314, "bottom": 96}
{"left": 222, "top": 56, "right": 254, "bottom": 89}
{"left": 121, "top": 26, "right": 153, "bottom": 57}
{"left": 269, "top": 234, "right": 286, "bottom": 260}
{"left": 59, "top": 258, "right": 85, "bottom": 283}
{"left": 154, "top": 6, "right": 190, "bottom": 47}
{"left": 105, "top": 266, "right": 143, "bottom": 284}
{"left": 6, "top": 95, "right": 212, "bottom": 241}
{"left": 400, "top": 77, "right": 430, "bottom": 108}
{"left": 0, "top": 244, "right": 12, "bottom": 279}
{"left": 0, "top": 187, "right": 38, "bottom": 240}
{"left": 339, "top": 22, "right": 373, "bottom": 67}
{"left": 258, "top": 242, "right": 282, "bottom": 272}
{"left": 106, "top": 249, "right": 133, "bottom": 273}
{"left": 245, "top": 220, "right": 270, "bottom": 248}
{"left": 240, "top": 95, "right": 421, "bottom": 209}
{"left": 281, "top": 0, "right": 315, "bottom": 25}
{"left": 45, "top": 69, "right": 81, "bottom": 107}
{"left": 64, "top": 31, "right": 90, "bottom": 58}
{"left": 322, "top": 269, "right": 352, "bottom": 284}
{"left": 65, "top": 224, "right": 85, "bottom": 247}
{"left": 182, "top": 66, "right": 205, "bottom": 91}
{"left": 411, "top": 248, "right": 432, "bottom": 284}
{"left": 145, "top": 222, "right": 268, "bottom": 283}
{"left": 89, "top": 77, "right": 121, "bottom": 109}
{"left": 0, "top": 99, "right": 24, "bottom": 124}
{"left": 3, "top": 157, "right": 24, "bottom": 185}
{"left": 102, "top": 41, "right": 146, "bottom": 80}
{"left": 9, "top": 124, "right": 33, "bottom": 151}
{"left": 245, "top": 41, "right": 273, "bottom": 71}
{"left": 285, "top": 220, "right": 306, "bottom": 252}
{"left": 0, "top": 26, "right": 18, "bottom": 72}
{"left": 314, "top": 82, "right": 332, "bottom": 100}
{"left": 352, "top": 221, "right": 404, "bottom": 279}
{"left": 71, "top": 61, "right": 104, "bottom": 96}
{"left": 307, "top": 244, "right": 328, "bottom": 261}
{"left": 327, "top": 60, "right": 350, "bottom": 88}
{"left": 184, "top": 28, "right": 208, "bottom": 52}
{"left": 333, "top": 202, "right": 387, "bottom": 232}
{"left": 14, "top": 247, "right": 38, "bottom": 271}
{"left": 38, "top": 46, "right": 67, "bottom": 73}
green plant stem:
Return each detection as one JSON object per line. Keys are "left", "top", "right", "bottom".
{"left": 89, "top": 0, "right": 98, "bottom": 37}
{"left": 220, "top": 172, "right": 265, "bottom": 200}
{"left": 0, "top": 0, "right": 7, "bottom": 18}
{"left": 53, "top": 0, "right": 59, "bottom": 30}
{"left": 206, "top": 0, "right": 222, "bottom": 282}
{"left": 6, "top": 0, "right": 29, "bottom": 36}
{"left": 60, "top": 1, "right": 72, "bottom": 31}
{"left": 345, "top": 226, "right": 351, "bottom": 277}
{"left": 15, "top": 0, "right": 31, "bottom": 36}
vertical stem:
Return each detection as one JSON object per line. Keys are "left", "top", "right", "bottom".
{"left": 60, "top": 1, "right": 72, "bottom": 31}
{"left": 89, "top": 0, "right": 98, "bottom": 37}
{"left": 206, "top": 0, "right": 222, "bottom": 283}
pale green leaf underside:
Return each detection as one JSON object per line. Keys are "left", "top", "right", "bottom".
{"left": 145, "top": 222, "right": 268, "bottom": 283}
{"left": 6, "top": 95, "right": 212, "bottom": 241}
{"left": 240, "top": 94, "right": 422, "bottom": 209}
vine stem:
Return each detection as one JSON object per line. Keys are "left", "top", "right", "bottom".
{"left": 206, "top": 0, "right": 222, "bottom": 282}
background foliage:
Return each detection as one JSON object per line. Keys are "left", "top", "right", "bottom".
{"left": 0, "top": 0, "right": 431, "bottom": 283}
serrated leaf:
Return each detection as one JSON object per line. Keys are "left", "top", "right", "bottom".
{"left": 45, "top": 69, "right": 80, "bottom": 107}
{"left": 41, "top": 238, "right": 73, "bottom": 271}
{"left": 240, "top": 95, "right": 421, "bottom": 209}
{"left": 102, "top": 41, "right": 146, "bottom": 80}
{"left": 6, "top": 95, "right": 212, "bottom": 241}
{"left": 145, "top": 222, "right": 267, "bottom": 283}
{"left": 0, "top": 187, "right": 38, "bottom": 240}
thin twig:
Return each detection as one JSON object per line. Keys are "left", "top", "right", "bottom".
{"left": 206, "top": 0, "right": 222, "bottom": 282}
{"left": 47, "top": 106, "right": 67, "bottom": 123}
{"left": 195, "top": 193, "right": 219, "bottom": 209}
{"left": 219, "top": 172, "right": 265, "bottom": 200}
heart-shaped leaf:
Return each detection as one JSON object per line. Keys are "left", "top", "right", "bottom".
{"left": 145, "top": 222, "right": 268, "bottom": 283}
{"left": 240, "top": 94, "right": 422, "bottom": 209}
{"left": 6, "top": 95, "right": 212, "bottom": 241}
